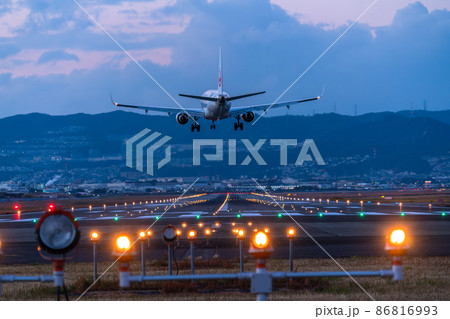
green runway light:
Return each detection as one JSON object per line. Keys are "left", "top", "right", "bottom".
{"left": 318, "top": 213, "right": 324, "bottom": 217}
{"left": 400, "top": 213, "right": 405, "bottom": 217}
{"left": 32, "top": 219, "right": 37, "bottom": 223}
{"left": 277, "top": 213, "right": 283, "bottom": 218}
{"left": 236, "top": 214, "right": 241, "bottom": 218}
{"left": 442, "top": 212, "right": 447, "bottom": 216}
{"left": 196, "top": 215, "right": 200, "bottom": 219}
{"left": 156, "top": 216, "right": 160, "bottom": 220}
{"left": 359, "top": 212, "right": 364, "bottom": 217}
{"left": 114, "top": 217, "right": 119, "bottom": 221}
{"left": 74, "top": 218, "right": 78, "bottom": 221}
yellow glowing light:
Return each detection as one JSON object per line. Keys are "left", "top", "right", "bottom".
{"left": 139, "top": 231, "right": 146, "bottom": 239}
{"left": 116, "top": 236, "right": 131, "bottom": 250}
{"left": 182, "top": 223, "right": 187, "bottom": 228}
{"left": 287, "top": 228, "right": 295, "bottom": 236}
{"left": 90, "top": 231, "right": 99, "bottom": 241}
{"left": 390, "top": 229, "right": 406, "bottom": 245}
{"left": 198, "top": 223, "right": 203, "bottom": 227}
{"left": 264, "top": 228, "right": 269, "bottom": 233}
{"left": 253, "top": 231, "right": 269, "bottom": 249}
{"left": 205, "top": 229, "right": 211, "bottom": 236}
{"left": 237, "top": 229, "right": 245, "bottom": 237}
{"left": 248, "top": 222, "right": 253, "bottom": 226}
{"left": 215, "top": 222, "right": 220, "bottom": 227}
{"left": 176, "top": 230, "right": 181, "bottom": 236}
{"left": 188, "top": 230, "right": 197, "bottom": 238}
{"left": 146, "top": 230, "right": 152, "bottom": 237}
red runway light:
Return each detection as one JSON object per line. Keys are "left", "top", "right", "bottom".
{"left": 13, "top": 204, "right": 20, "bottom": 210}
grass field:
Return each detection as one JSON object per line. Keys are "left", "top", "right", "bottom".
{"left": 0, "top": 256, "right": 449, "bottom": 301}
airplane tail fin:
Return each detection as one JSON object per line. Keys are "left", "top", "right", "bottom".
{"left": 218, "top": 47, "right": 223, "bottom": 94}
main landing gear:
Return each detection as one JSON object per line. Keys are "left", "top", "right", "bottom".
{"left": 234, "top": 121, "right": 243, "bottom": 131}
{"left": 191, "top": 118, "right": 200, "bottom": 132}
{"left": 210, "top": 123, "right": 216, "bottom": 130}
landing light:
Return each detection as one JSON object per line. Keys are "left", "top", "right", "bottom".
{"left": 389, "top": 229, "right": 406, "bottom": 245}
{"left": 252, "top": 231, "right": 269, "bottom": 249}
{"left": 188, "top": 228, "right": 198, "bottom": 240}
{"left": 162, "top": 225, "right": 177, "bottom": 242}
{"left": 287, "top": 228, "right": 295, "bottom": 238}
{"left": 90, "top": 231, "right": 100, "bottom": 242}
{"left": 116, "top": 236, "right": 131, "bottom": 250}
{"left": 36, "top": 210, "right": 80, "bottom": 255}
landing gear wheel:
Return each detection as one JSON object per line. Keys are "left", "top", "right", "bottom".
{"left": 192, "top": 123, "right": 200, "bottom": 132}
{"left": 239, "top": 122, "right": 243, "bottom": 130}
{"left": 234, "top": 122, "right": 238, "bottom": 131}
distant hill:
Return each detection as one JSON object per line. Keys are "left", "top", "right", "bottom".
{"left": 397, "top": 110, "right": 450, "bottom": 125}
{"left": 0, "top": 110, "right": 449, "bottom": 178}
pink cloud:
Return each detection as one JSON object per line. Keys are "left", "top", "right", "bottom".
{"left": 0, "top": 48, "right": 172, "bottom": 78}
{"left": 271, "top": 0, "right": 450, "bottom": 28}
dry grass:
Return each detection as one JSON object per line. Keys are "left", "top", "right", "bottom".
{"left": 0, "top": 256, "right": 449, "bottom": 301}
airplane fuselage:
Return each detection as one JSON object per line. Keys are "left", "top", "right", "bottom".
{"left": 201, "top": 90, "right": 231, "bottom": 121}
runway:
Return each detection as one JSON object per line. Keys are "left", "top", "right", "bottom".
{"left": 0, "top": 193, "right": 448, "bottom": 264}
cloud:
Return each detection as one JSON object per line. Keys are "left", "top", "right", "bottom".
{"left": 0, "top": 48, "right": 172, "bottom": 77}
{"left": 0, "top": 44, "right": 20, "bottom": 58}
{"left": 37, "top": 50, "right": 79, "bottom": 64}
{"left": 0, "top": 0, "right": 30, "bottom": 38}
{"left": 0, "top": 0, "right": 449, "bottom": 119}
{"left": 270, "top": 0, "right": 450, "bottom": 28}
{"left": 84, "top": 0, "right": 192, "bottom": 36}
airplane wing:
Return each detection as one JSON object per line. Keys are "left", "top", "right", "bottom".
{"left": 111, "top": 97, "right": 204, "bottom": 117}
{"left": 229, "top": 96, "right": 320, "bottom": 117}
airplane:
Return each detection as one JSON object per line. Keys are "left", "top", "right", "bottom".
{"left": 111, "top": 48, "right": 321, "bottom": 132}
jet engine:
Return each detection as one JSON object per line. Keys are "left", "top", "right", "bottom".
{"left": 176, "top": 113, "right": 189, "bottom": 125}
{"left": 241, "top": 111, "right": 255, "bottom": 122}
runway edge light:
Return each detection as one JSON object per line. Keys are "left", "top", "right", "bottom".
{"left": 90, "top": 231, "right": 100, "bottom": 242}
{"left": 385, "top": 228, "right": 409, "bottom": 281}
{"left": 113, "top": 235, "right": 135, "bottom": 288}
{"left": 287, "top": 228, "right": 295, "bottom": 239}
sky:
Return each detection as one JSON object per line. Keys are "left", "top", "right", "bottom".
{"left": 0, "top": 0, "right": 449, "bottom": 118}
